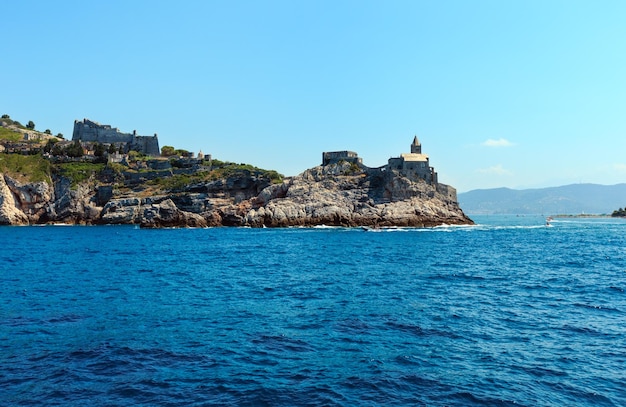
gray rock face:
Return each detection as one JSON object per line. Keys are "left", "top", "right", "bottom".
{"left": 0, "top": 175, "right": 29, "bottom": 225}
{"left": 47, "top": 177, "right": 100, "bottom": 224}
{"left": 0, "top": 173, "right": 102, "bottom": 225}
{"left": 0, "top": 162, "right": 472, "bottom": 227}
{"left": 101, "top": 197, "right": 143, "bottom": 224}
{"left": 140, "top": 199, "right": 207, "bottom": 228}
{"left": 244, "top": 163, "right": 472, "bottom": 227}
{"left": 3, "top": 177, "right": 52, "bottom": 219}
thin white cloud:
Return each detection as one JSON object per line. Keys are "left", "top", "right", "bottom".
{"left": 482, "top": 138, "right": 515, "bottom": 147}
{"left": 477, "top": 164, "right": 513, "bottom": 176}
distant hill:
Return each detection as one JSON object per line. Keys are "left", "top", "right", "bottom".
{"left": 458, "top": 183, "right": 626, "bottom": 215}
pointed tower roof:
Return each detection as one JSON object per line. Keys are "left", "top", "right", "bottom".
{"left": 411, "top": 135, "right": 422, "bottom": 154}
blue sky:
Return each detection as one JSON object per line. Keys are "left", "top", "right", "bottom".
{"left": 3, "top": 0, "right": 626, "bottom": 192}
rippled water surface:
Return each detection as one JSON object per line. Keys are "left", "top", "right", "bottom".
{"left": 2, "top": 216, "right": 626, "bottom": 406}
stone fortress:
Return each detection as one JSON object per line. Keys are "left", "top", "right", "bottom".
{"left": 322, "top": 151, "right": 362, "bottom": 166}
{"left": 72, "top": 119, "right": 160, "bottom": 156}
{"left": 323, "top": 136, "right": 438, "bottom": 184}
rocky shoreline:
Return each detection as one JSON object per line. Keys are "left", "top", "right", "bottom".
{"left": 0, "top": 161, "right": 473, "bottom": 228}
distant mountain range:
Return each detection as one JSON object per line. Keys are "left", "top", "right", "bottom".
{"left": 458, "top": 183, "right": 626, "bottom": 215}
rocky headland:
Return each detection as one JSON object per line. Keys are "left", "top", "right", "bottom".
{"left": 0, "top": 161, "right": 472, "bottom": 228}
{"left": 0, "top": 116, "right": 472, "bottom": 228}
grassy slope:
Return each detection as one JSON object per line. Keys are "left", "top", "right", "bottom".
{"left": 56, "top": 162, "right": 106, "bottom": 186}
{"left": 149, "top": 162, "right": 283, "bottom": 192}
{"left": 0, "top": 150, "right": 283, "bottom": 193}
{"left": 0, "top": 127, "right": 23, "bottom": 142}
{"left": 0, "top": 153, "right": 52, "bottom": 183}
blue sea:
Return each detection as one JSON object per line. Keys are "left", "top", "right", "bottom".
{"left": 2, "top": 215, "right": 625, "bottom": 406}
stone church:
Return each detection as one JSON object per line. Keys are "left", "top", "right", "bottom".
{"left": 387, "top": 136, "right": 438, "bottom": 184}
{"left": 322, "top": 136, "right": 439, "bottom": 185}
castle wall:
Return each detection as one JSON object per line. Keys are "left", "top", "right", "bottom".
{"left": 431, "top": 169, "right": 438, "bottom": 185}
{"left": 73, "top": 119, "right": 160, "bottom": 156}
{"left": 73, "top": 120, "right": 134, "bottom": 143}
{"left": 436, "top": 183, "right": 457, "bottom": 201}
{"left": 322, "top": 151, "right": 362, "bottom": 166}
{"left": 388, "top": 158, "right": 403, "bottom": 171}
{"left": 407, "top": 164, "right": 432, "bottom": 182}
{"left": 387, "top": 158, "right": 433, "bottom": 182}
{"left": 131, "top": 136, "right": 160, "bottom": 156}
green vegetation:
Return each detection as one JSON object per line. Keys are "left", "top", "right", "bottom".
{"left": 611, "top": 207, "right": 626, "bottom": 217}
{"left": 94, "top": 142, "right": 106, "bottom": 157}
{"left": 0, "top": 115, "right": 25, "bottom": 129}
{"left": 148, "top": 161, "right": 283, "bottom": 192}
{"left": 0, "top": 127, "right": 22, "bottom": 142}
{"left": 55, "top": 162, "right": 105, "bottom": 186}
{"left": 209, "top": 161, "right": 283, "bottom": 183}
{"left": 2, "top": 112, "right": 285, "bottom": 193}
{"left": 43, "top": 139, "right": 59, "bottom": 154}
{"left": 161, "top": 145, "right": 176, "bottom": 156}
{"left": 341, "top": 161, "right": 362, "bottom": 175}
{"left": 66, "top": 140, "right": 84, "bottom": 158}
{"left": 161, "top": 145, "right": 191, "bottom": 157}
{"left": 106, "top": 162, "right": 127, "bottom": 175}
{"left": 128, "top": 150, "right": 148, "bottom": 161}
{"left": 0, "top": 153, "right": 51, "bottom": 183}
{"left": 151, "top": 173, "right": 196, "bottom": 191}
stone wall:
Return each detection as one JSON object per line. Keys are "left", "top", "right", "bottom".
{"left": 436, "top": 183, "right": 457, "bottom": 202}
{"left": 73, "top": 119, "right": 160, "bottom": 156}
{"left": 73, "top": 119, "right": 133, "bottom": 143}
{"left": 322, "top": 151, "right": 362, "bottom": 166}
{"left": 130, "top": 135, "right": 160, "bottom": 156}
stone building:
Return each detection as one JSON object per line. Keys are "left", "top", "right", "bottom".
{"left": 387, "top": 136, "right": 438, "bottom": 184}
{"left": 72, "top": 118, "right": 160, "bottom": 156}
{"left": 320, "top": 136, "right": 454, "bottom": 200}
{"left": 322, "top": 151, "right": 362, "bottom": 166}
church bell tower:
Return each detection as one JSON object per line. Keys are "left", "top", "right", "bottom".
{"left": 411, "top": 135, "right": 421, "bottom": 154}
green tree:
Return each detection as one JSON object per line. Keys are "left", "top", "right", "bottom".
{"left": 51, "top": 143, "right": 64, "bottom": 156}
{"left": 56, "top": 133, "right": 64, "bottom": 139}
{"left": 108, "top": 143, "right": 117, "bottom": 154}
{"left": 612, "top": 207, "right": 626, "bottom": 217}
{"left": 1, "top": 114, "right": 9, "bottom": 119}
{"left": 94, "top": 142, "right": 105, "bottom": 157}
{"left": 129, "top": 150, "right": 147, "bottom": 160}
{"left": 65, "top": 140, "right": 84, "bottom": 157}
{"left": 161, "top": 145, "right": 176, "bottom": 156}
{"left": 43, "top": 139, "right": 59, "bottom": 153}
{"left": 26, "top": 120, "right": 35, "bottom": 130}
{"left": 44, "top": 129, "right": 51, "bottom": 135}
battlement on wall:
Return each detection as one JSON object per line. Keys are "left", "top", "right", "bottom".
{"left": 322, "top": 151, "right": 363, "bottom": 166}
{"left": 72, "top": 118, "right": 160, "bottom": 156}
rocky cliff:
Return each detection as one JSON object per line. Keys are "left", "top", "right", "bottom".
{"left": 244, "top": 163, "right": 471, "bottom": 227}
{"left": 0, "top": 161, "right": 472, "bottom": 227}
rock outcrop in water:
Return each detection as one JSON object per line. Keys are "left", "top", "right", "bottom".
{"left": 244, "top": 162, "right": 471, "bottom": 227}
{"left": 0, "top": 161, "right": 472, "bottom": 227}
